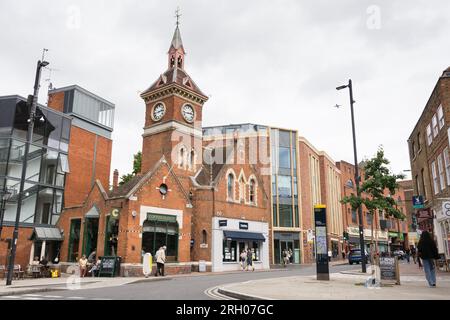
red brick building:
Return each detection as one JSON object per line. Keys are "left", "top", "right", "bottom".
{"left": 52, "top": 25, "right": 271, "bottom": 275}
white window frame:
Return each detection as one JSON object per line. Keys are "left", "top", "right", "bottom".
{"left": 438, "top": 104, "right": 445, "bottom": 129}
{"left": 426, "top": 124, "right": 433, "bottom": 145}
{"left": 432, "top": 114, "right": 439, "bottom": 137}
{"left": 432, "top": 161, "right": 439, "bottom": 195}
{"left": 438, "top": 154, "right": 445, "bottom": 191}
{"left": 444, "top": 147, "right": 450, "bottom": 186}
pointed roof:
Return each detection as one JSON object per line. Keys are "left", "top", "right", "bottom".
{"left": 169, "top": 26, "right": 185, "bottom": 52}
{"left": 141, "top": 67, "right": 207, "bottom": 98}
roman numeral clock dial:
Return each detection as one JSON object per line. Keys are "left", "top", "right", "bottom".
{"left": 152, "top": 103, "right": 166, "bottom": 121}
{"left": 181, "top": 104, "right": 195, "bottom": 123}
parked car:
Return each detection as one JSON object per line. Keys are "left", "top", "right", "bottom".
{"left": 393, "top": 250, "right": 405, "bottom": 260}
{"left": 348, "top": 249, "right": 369, "bottom": 265}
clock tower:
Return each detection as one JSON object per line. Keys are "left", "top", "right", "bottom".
{"left": 140, "top": 23, "right": 208, "bottom": 177}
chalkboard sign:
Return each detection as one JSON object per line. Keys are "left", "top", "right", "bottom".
{"left": 99, "top": 256, "right": 117, "bottom": 277}
{"left": 380, "top": 257, "right": 400, "bottom": 284}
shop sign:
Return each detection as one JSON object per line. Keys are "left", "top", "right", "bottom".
{"left": 239, "top": 222, "right": 249, "bottom": 230}
{"left": 378, "top": 231, "right": 388, "bottom": 239}
{"left": 416, "top": 208, "right": 433, "bottom": 223}
{"left": 219, "top": 220, "right": 227, "bottom": 227}
{"left": 347, "top": 226, "right": 359, "bottom": 236}
{"left": 412, "top": 196, "right": 424, "bottom": 209}
{"left": 380, "top": 256, "right": 400, "bottom": 285}
{"left": 307, "top": 230, "right": 315, "bottom": 243}
{"left": 147, "top": 213, "right": 177, "bottom": 223}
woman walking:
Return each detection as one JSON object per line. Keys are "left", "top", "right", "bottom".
{"left": 417, "top": 231, "right": 439, "bottom": 287}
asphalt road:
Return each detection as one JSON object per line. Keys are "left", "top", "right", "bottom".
{"left": 1, "top": 264, "right": 359, "bottom": 300}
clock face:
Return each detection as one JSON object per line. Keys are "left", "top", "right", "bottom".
{"left": 152, "top": 103, "right": 166, "bottom": 121}
{"left": 181, "top": 104, "right": 195, "bottom": 123}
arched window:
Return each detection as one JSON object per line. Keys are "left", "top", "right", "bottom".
{"left": 179, "top": 147, "right": 186, "bottom": 169}
{"left": 249, "top": 179, "right": 256, "bottom": 204}
{"left": 227, "top": 173, "right": 235, "bottom": 201}
{"left": 239, "top": 177, "right": 245, "bottom": 202}
{"left": 202, "top": 230, "right": 207, "bottom": 245}
{"left": 190, "top": 150, "right": 195, "bottom": 171}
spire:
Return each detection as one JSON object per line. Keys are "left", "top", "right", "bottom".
{"left": 168, "top": 7, "right": 185, "bottom": 69}
{"left": 170, "top": 26, "right": 184, "bottom": 51}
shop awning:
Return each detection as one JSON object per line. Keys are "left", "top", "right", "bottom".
{"left": 223, "top": 230, "right": 266, "bottom": 242}
{"left": 30, "top": 227, "right": 64, "bottom": 241}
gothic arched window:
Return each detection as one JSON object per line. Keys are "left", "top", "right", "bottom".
{"left": 227, "top": 173, "right": 235, "bottom": 201}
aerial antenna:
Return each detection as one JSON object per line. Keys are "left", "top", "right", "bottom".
{"left": 45, "top": 66, "right": 60, "bottom": 105}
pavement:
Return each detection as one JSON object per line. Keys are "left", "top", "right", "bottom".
{"left": 217, "top": 262, "right": 450, "bottom": 300}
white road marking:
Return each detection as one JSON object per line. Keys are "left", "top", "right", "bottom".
{"left": 2, "top": 296, "right": 21, "bottom": 299}
{"left": 43, "top": 295, "right": 63, "bottom": 298}
{"left": 67, "top": 296, "right": 84, "bottom": 299}
{"left": 23, "top": 297, "right": 43, "bottom": 300}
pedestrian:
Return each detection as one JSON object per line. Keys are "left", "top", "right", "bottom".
{"left": 417, "top": 231, "right": 439, "bottom": 287}
{"left": 155, "top": 246, "right": 166, "bottom": 276}
{"left": 89, "top": 259, "right": 101, "bottom": 277}
{"left": 405, "top": 248, "right": 411, "bottom": 264}
{"left": 288, "top": 249, "right": 293, "bottom": 264}
{"left": 282, "top": 249, "right": 289, "bottom": 267}
{"left": 328, "top": 250, "right": 332, "bottom": 262}
{"left": 79, "top": 255, "right": 88, "bottom": 278}
{"left": 240, "top": 249, "right": 247, "bottom": 270}
{"left": 246, "top": 249, "right": 254, "bottom": 272}
{"left": 411, "top": 246, "right": 417, "bottom": 264}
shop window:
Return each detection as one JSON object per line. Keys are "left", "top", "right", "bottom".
{"left": 279, "top": 204, "right": 293, "bottom": 227}
{"left": 223, "top": 240, "right": 237, "bottom": 262}
{"left": 142, "top": 219, "right": 179, "bottom": 262}
{"left": 68, "top": 219, "right": 81, "bottom": 262}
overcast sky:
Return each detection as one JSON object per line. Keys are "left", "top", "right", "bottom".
{"left": 1, "top": 0, "right": 449, "bottom": 182}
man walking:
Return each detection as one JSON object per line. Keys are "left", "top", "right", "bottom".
{"left": 155, "top": 246, "right": 166, "bottom": 277}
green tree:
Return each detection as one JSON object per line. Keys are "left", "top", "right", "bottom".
{"left": 341, "top": 147, "right": 405, "bottom": 265}
{"left": 119, "top": 151, "right": 142, "bottom": 186}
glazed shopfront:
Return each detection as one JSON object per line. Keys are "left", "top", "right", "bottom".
{"left": 211, "top": 217, "right": 269, "bottom": 272}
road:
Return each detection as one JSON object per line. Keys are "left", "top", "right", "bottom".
{"left": 0, "top": 264, "right": 358, "bottom": 300}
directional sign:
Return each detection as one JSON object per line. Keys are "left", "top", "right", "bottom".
{"left": 412, "top": 196, "right": 424, "bottom": 209}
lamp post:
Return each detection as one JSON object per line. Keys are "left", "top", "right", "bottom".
{"left": 0, "top": 188, "right": 13, "bottom": 240}
{"left": 6, "top": 59, "right": 49, "bottom": 286}
{"left": 336, "top": 79, "right": 366, "bottom": 273}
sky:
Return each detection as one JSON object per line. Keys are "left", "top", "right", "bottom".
{"left": 1, "top": 0, "right": 449, "bottom": 182}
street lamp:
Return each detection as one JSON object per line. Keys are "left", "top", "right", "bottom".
{"left": 6, "top": 59, "right": 49, "bottom": 286}
{"left": 0, "top": 188, "right": 13, "bottom": 240}
{"left": 336, "top": 79, "right": 367, "bottom": 273}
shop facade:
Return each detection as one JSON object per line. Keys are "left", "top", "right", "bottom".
{"left": 211, "top": 217, "right": 269, "bottom": 272}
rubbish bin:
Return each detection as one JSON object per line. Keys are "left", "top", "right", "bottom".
{"left": 199, "top": 260, "right": 206, "bottom": 273}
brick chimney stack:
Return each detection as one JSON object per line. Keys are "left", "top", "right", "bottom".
{"left": 113, "top": 169, "right": 119, "bottom": 191}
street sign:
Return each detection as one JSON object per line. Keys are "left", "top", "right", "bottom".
{"left": 314, "top": 205, "right": 329, "bottom": 281}
{"left": 412, "top": 196, "right": 424, "bottom": 209}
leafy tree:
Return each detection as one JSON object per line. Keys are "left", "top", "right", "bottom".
{"left": 341, "top": 147, "right": 405, "bottom": 265}
{"left": 119, "top": 151, "right": 142, "bottom": 186}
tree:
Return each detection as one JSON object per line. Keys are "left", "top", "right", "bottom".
{"left": 119, "top": 151, "right": 142, "bottom": 186}
{"left": 341, "top": 147, "right": 405, "bottom": 265}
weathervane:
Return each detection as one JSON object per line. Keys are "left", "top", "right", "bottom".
{"left": 175, "top": 7, "right": 181, "bottom": 27}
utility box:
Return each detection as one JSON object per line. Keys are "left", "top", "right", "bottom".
{"left": 199, "top": 260, "right": 206, "bottom": 273}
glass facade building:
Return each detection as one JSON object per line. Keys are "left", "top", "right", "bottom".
{"left": 0, "top": 96, "right": 71, "bottom": 227}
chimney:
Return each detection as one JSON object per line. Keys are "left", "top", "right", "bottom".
{"left": 113, "top": 169, "right": 119, "bottom": 191}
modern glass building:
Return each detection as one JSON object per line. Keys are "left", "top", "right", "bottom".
{"left": 270, "top": 128, "right": 301, "bottom": 264}
{"left": 0, "top": 95, "right": 71, "bottom": 262}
